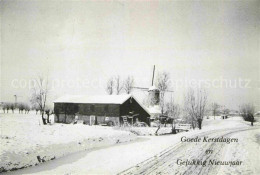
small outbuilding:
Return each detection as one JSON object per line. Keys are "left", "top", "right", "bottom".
{"left": 53, "top": 94, "right": 150, "bottom": 126}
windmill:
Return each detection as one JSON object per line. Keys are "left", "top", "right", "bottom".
{"left": 132, "top": 65, "right": 174, "bottom": 107}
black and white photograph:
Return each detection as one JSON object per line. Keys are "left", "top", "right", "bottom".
{"left": 0, "top": 0, "right": 259, "bottom": 174}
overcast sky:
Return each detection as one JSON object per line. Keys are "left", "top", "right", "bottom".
{"left": 1, "top": 0, "right": 259, "bottom": 110}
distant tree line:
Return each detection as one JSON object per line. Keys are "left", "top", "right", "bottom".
{"left": 1, "top": 102, "right": 31, "bottom": 113}
{"left": 106, "top": 75, "right": 134, "bottom": 95}
{"left": 1, "top": 75, "right": 54, "bottom": 126}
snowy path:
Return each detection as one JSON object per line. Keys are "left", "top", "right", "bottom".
{"left": 119, "top": 127, "right": 260, "bottom": 175}
{"left": 2, "top": 124, "right": 259, "bottom": 175}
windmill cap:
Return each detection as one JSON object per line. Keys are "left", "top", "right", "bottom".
{"left": 148, "top": 86, "right": 159, "bottom": 91}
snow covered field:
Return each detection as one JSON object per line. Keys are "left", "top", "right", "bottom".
{"left": 1, "top": 112, "right": 259, "bottom": 174}
{"left": 119, "top": 118, "right": 260, "bottom": 175}
{"left": 0, "top": 112, "right": 136, "bottom": 172}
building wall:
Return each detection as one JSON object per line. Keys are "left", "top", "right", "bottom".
{"left": 55, "top": 114, "right": 74, "bottom": 123}
{"left": 55, "top": 114, "right": 120, "bottom": 125}
{"left": 78, "top": 103, "right": 120, "bottom": 117}
{"left": 54, "top": 98, "right": 150, "bottom": 125}
{"left": 120, "top": 97, "right": 150, "bottom": 125}
{"left": 54, "top": 103, "right": 120, "bottom": 117}
{"left": 54, "top": 103, "right": 78, "bottom": 115}
{"left": 54, "top": 103, "right": 120, "bottom": 124}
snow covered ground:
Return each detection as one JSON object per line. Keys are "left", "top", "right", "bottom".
{"left": 116, "top": 115, "right": 258, "bottom": 136}
{"left": 0, "top": 112, "right": 136, "bottom": 172}
{"left": 115, "top": 126, "right": 173, "bottom": 136}
{"left": 1, "top": 112, "right": 259, "bottom": 175}
{"left": 218, "top": 129, "right": 260, "bottom": 175}
{"left": 119, "top": 119, "right": 260, "bottom": 175}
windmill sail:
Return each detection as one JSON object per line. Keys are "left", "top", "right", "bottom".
{"left": 152, "top": 65, "right": 155, "bottom": 86}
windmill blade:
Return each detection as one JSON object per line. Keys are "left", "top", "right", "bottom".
{"left": 163, "top": 90, "right": 174, "bottom": 93}
{"left": 131, "top": 86, "right": 149, "bottom": 91}
{"left": 152, "top": 65, "right": 155, "bottom": 86}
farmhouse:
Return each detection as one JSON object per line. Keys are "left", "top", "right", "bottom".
{"left": 53, "top": 94, "right": 151, "bottom": 126}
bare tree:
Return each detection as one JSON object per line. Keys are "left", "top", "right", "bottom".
{"left": 31, "top": 103, "right": 40, "bottom": 114}
{"left": 115, "top": 75, "right": 123, "bottom": 95}
{"left": 17, "top": 103, "right": 30, "bottom": 114}
{"left": 18, "top": 103, "right": 25, "bottom": 114}
{"left": 156, "top": 72, "right": 170, "bottom": 114}
{"left": 2, "top": 103, "right": 6, "bottom": 113}
{"left": 10, "top": 103, "right": 15, "bottom": 113}
{"left": 123, "top": 76, "right": 134, "bottom": 94}
{"left": 211, "top": 102, "right": 219, "bottom": 120}
{"left": 6, "top": 103, "right": 10, "bottom": 113}
{"left": 30, "top": 76, "right": 49, "bottom": 125}
{"left": 2, "top": 103, "right": 11, "bottom": 113}
{"left": 166, "top": 99, "right": 181, "bottom": 134}
{"left": 223, "top": 108, "right": 230, "bottom": 116}
{"left": 24, "top": 103, "right": 30, "bottom": 114}
{"left": 185, "top": 88, "right": 207, "bottom": 130}
{"left": 106, "top": 77, "right": 114, "bottom": 95}
{"left": 239, "top": 103, "right": 255, "bottom": 126}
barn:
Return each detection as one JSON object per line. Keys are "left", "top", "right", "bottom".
{"left": 53, "top": 94, "right": 151, "bottom": 126}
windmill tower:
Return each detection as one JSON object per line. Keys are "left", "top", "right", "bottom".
{"left": 148, "top": 65, "right": 160, "bottom": 106}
